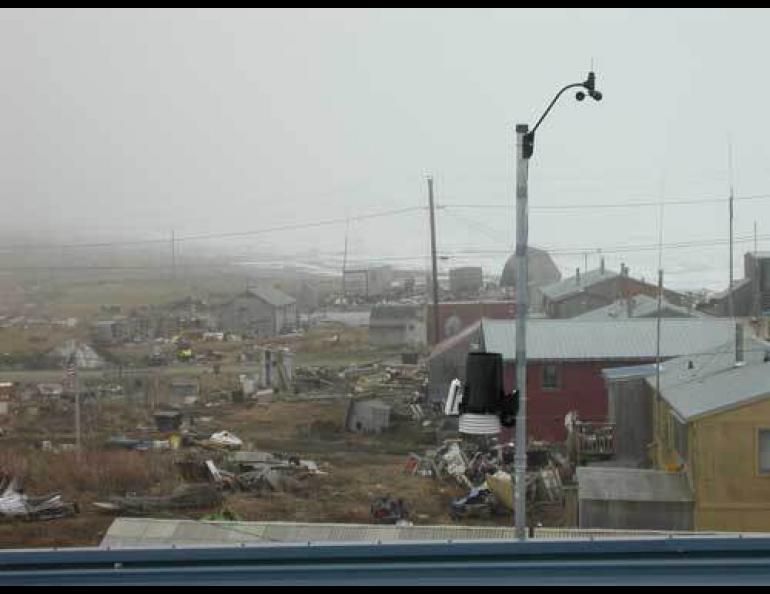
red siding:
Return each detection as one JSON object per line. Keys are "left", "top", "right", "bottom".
{"left": 501, "top": 359, "right": 653, "bottom": 443}
{"left": 427, "top": 301, "right": 516, "bottom": 344}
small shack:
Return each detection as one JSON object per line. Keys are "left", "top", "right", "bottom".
{"left": 345, "top": 399, "right": 391, "bottom": 434}
{"left": 153, "top": 411, "right": 183, "bottom": 433}
{"left": 577, "top": 466, "right": 694, "bottom": 531}
{"left": 602, "top": 363, "right": 659, "bottom": 468}
{"left": 170, "top": 378, "right": 200, "bottom": 405}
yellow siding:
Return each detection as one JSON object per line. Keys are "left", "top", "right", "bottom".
{"left": 692, "top": 397, "right": 770, "bottom": 532}
{"left": 652, "top": 396, "right": 687, "bottom": 472}
{"left": 652, "top": 393, "right": 770, "bottom": 531}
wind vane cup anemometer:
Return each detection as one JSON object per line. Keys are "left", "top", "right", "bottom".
{"left": 522, "top": 71, "right": 603, "bottom": 159}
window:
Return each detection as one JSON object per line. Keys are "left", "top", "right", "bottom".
{"left": 758, "top": 429, "right": 770, "bottom": 475}
{"left": 542, "top": 364, "right": 560, "bottom": 390}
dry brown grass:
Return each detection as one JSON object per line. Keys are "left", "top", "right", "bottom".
{"left": 226, "top": 454, "right": 465, "bottom": 525}
{"left": 0, "top": 450, "right": 179, "bottom": 498}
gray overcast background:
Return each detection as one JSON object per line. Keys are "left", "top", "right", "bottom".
{"left": 2, "top": 8, "right": 769, "bottom": 290}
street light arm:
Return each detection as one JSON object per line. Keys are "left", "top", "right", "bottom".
{"left": 530, "top": 82, "right": 588, "bottom": 137}
{"left": 523, "top": 72, "right": 601, "bottom": 159}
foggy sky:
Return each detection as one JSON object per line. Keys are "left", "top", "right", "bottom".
{"left": 2, "top": 8, "right": 770, "bottom": 290}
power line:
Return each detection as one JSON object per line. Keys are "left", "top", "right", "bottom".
{"left": 440, "top": 192, "right": 770, "bottom": 211}
{"left": 3, "top": 229, "right": 765, "bottom": 272}
{"left": 3, "top": 190, "right": 770, "bottom": 255}
{"left": 0, "top": 206, "right": 425, "bottom": 254}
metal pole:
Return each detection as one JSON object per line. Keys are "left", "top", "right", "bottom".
{"left": 655, "top": 269, "right": 663, "bottom": 402}
{"left": 728, "top": 140, "right": 735, "bottom": 318}
{"left": 428, "top": 177, "right": 441, "bottom": 344}
{"left": 729, "top": 191, "right": 734, "bottom": 317}
{"left": 514, "top": 124, "right": 530, "bottom": 540}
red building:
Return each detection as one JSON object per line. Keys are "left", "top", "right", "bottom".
{"left": 428, "top": 317, "right": 736, "bottom": 443}
{"left": 427, "top": 301, "right": 515, "bottom": 345}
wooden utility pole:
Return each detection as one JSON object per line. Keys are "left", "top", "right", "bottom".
{"left": 171, "top": 230, "right": 176, "bottom": 280}
{"left": 73, "top": 364, "right": 81, "bottom": 459}
{"left": 428, "top": 177, "right": 440, "bottom": 344}
{"left": 341, "top": 218, "right": 349, "bottom": 303}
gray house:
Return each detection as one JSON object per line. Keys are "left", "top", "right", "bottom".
{"left": 539, "top": 263, "right": 686, "bottom": 319}
{"left": 700, "top": 252, "right": 770, "bottom": 318}
{"left": 217, "top": 287, "right": 297, "bottom": 337}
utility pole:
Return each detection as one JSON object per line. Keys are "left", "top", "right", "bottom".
{"left": 428, "top": 176, "right": 440, "bottom": 344}
{"left": 341, "top": 218, "right": 350, "bottom": 304}
{"left": 75, "top": 375, "right": 81, "bottom": 457}
{"left": 654, "top": 268, "right": 663, "bottom": 416}
{"left": 754, "top": 221, "right": 761, "bottom": 319}
{"left": 171, "top": 230, "right": 176, "bottom": 281}
{"left": 514, "top": 124, "right": 530, "bottom": 540}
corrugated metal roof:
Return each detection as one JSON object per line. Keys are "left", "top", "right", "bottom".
{"left": 659, "top": 363, "right": 770, "bottom": 421}
{"left": 646, "top": 337, "right": 770, "bottom": 420}
{"left": 246, "top": 287, "right": 296, "bottom": 307}
{"left": 102, "top": 519, "right": 722, "bottom": 549}
{"left": 101, "top": 519, "right": 528, "bottom": 548}
{"left": 578, "top": 467, "right": 693, "bottom": 503}
{"left": 539, "top": 268, "right": 619, "bottom": 301}
{"left": 573, "top": 295, "right": 697, "bottom": 321}
{"left": 481, "top": 318, "right": 736, "bottom": 362}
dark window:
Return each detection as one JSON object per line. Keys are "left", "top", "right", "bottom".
{"left": 542, "top": 364, "right": 560, "bottom": 390}
{"left": 759, "top": 429, "right": 770, "bottom": 475}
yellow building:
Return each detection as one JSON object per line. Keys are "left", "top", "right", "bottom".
{"left": 651, "top": 349, "right": 770, "bottom": 532}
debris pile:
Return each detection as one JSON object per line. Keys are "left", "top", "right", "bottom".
{"left": 198, "top": 450, "right": 324, "bottom": 497}
{"left": 94, "top": 484, "right": 223, "bottom": 514}
{"left": 295, "top": 361, "right": 427, "bottom": 400}
{"left": 370, "top": 496, "right": 409, "bottom": 525}
{"left": 405, "top": 438, "right": 568, "bottom": 520}
{"left": 0, "top": 475, "right": 78, "bottom": 521}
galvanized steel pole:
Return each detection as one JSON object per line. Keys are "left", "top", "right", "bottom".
{"left": 514, "top": 124, "right": 530, "bottom": 540}
{"left": 510, "top": 71, "right": 601, "bottom": 540}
